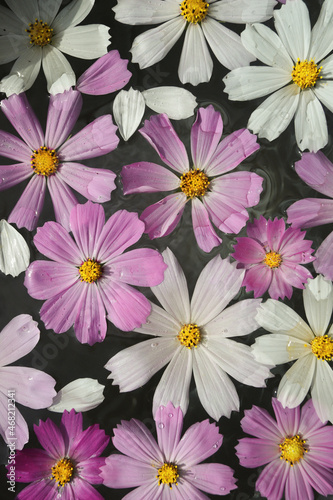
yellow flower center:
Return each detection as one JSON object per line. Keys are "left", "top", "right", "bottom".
{"left": 279, "top": 435, "right": 307, "bottom": 466}
{"left": 31, "top": 147, "right": 59, "bottom": 176}
{"left": 79, "top": 259, "right": 103, "bottom": 283}
{"left": 311, "top": 334, "right": 333, "bottom": 361}
{"left": 157, "top": 463, "right": 179, "bottom": 488}
{"left": 178, "top": 323, "right": 201, "bottom": 348}
{"left": 263, "top": 251, "right": 282, "bottom": 269}
{"left": 51, "top": 458, "right": 74, "bottom": 487}
{"left": 26, "top": 19, "right": 53, "bottom": 47}
{"left": 292, "top": 59, "right": 322, "bottom": 89}
{"left": 180, "top": 169, "right": 209, "bottom": 198}
{"left": 180, "top": 0, "right": 209, "bottom": 23}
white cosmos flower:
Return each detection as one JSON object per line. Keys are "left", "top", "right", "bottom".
{"left": 48, "top": 378, "right": 105, "bottom": 413}
{"left": 113, "top": 86, "right": 197, "bottom": 140}
{"left": 105, "top": 248, "right": 272, "bottom": 421}
{"left": 254, "top": 274, "right": 333, "bottom": 423}
{"left": 113, "top": 0, "right": 276, "bottom": 85}
{"left": 0, "top": 219, "right": 29, "bottom": 277}
{"left": 223, "top": 0, "right": 333, "bottom": 152}
{"left": 0, "top": 0, "right": 110, "bottom": 96}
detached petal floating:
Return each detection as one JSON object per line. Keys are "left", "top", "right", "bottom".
{"left": 48, "top": 378, "right": 105, "bottom": 413}
{"left": 0, "top": 220, "right": 29, "bottom": 277}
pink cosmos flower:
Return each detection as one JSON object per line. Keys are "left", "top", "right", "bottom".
{"left": 236, "top": 398, "right": 333, "bottom": 500}
{"left": 232, "top": 216, "right": 315, "bottom": 300}
{"left": 101, "top": 401, "right": 237, "bottom": 498}
{"left": 24, "top": 201, "right": 167, "bottom": 346}
{"left": 121, "top": 105, "right": 263, "bottom": 253}
{"left": 13, "top": 409, "right": 109, "bottom": 500}
{"left": 0, "top": 315, "right": 56, "bottom": 450}
{"left": 0, "top": 89, "right": 119, "bottom": 231}
{"left": 287, "top": 151, "right": 333, "bottom": 281}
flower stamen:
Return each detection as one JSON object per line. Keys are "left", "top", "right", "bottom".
{"left": 26, "top": 19, "right": 53, "bottom": 47}
{"left": 51, "top": 458, "right": 74, "bottom": 486}
{"left": 79, "top": 259, "right": 103, "bottom": 283}
{"left": 31, "top": 147, "right": 59, "bottom": 176}
{"left": 178, "top": 323, "right": 201, "bottom": 348}
{"left": 263, "top": 251, "right": 282, "bottom": 269}
{"left": 180, "top": 0, "right": 209, "bottom": 23}
{"left": 279, "top": 435, "right": 307, "bottom": 466}
{"left": 292, "top": 59, "right": 322, "bottom": 89}
{"left": 180, "top": 169, "right": 209, "bottom": 198}
{"left": 311, "top": 334, "right": 333, "bottom": 361}
{"left": 157, "top": 463, "right": 179, "bottom": 488}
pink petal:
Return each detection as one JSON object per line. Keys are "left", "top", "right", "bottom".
{"left": 77, "top": 50, "right": 131, "bottom": 95}
{"left": 171, "top": 480, "right": 210, "bottom": 500}
{"left": 299, "top": 399, "right": 327, "bottom": 436}
{"left": 278, "top": 227, "right": 314, "bottom": 260}
{"left": 34, "top": 418, "right": 66, "bottom": 459}
{"left": 247, "top": 215, "right": 268, "bottom": 241}
{"left": 60, "top": 409, "right": 83, "bottom": 455}
{"left": 190, "top": 106, "right": 223, "bottom": 170}
{"left": 109, "top": 248, "right": 167, "bottom": 286}
{"left": 8, "top": 174, "right": 46, "bottom": 230}
{"left": 285, "top": 460, "right": 314, "bottom": 500}
{"left": 0, "top": 131, "right": 31, "bottom": 162}
{"left": 295, "top": 151, "right": 333, "bottom": 198}
{"left": 241, "top": 405, "right": 282, "bottom": 441}
{"left": 68, "top": 477, "right": 104, "bottom": 500}
{"left": 69, "top": 423, "right": 109, "bottom": 463}
{"left": 306, "top": 428, "right": 333, "bottom": 467}
{"left": 25, "top": 261, "right": 77, "bottom": 300}
{"left": 272, "top": 398, "right": 300, "bottom": 436}
{"left": 256, "top": 459, "right": 289, "bottom": 500}
{"left": 232, "top": 237, "right": 265, "bottom": 264}
{"left": 15, "top": 449, "right": 54, "bottom": 482}
{"left": 188, "top": 463, "right": 237, "bottom": 495}
{"left": 267, "top": 217, "right": 286, "bottom": 251}
{"left": 155, "top": 402, "right": 183, "bottom": 459}
{"left": 1, "top": 93, "right": 44, "bottom": 150}
{"left": 139, "top": 114, "right": 189, "bottom": 174}
{"left": 74, "top": 283, "right": 107, "bottom": 345}
{"left": 45, "top": 89, "right": 82, "bottom": 150}
{"left": 287, "top": 198, "right": 333, "bottom": 228}
{"left": 112, "top": 418, "right": 163, "bottom": 463}
{"left": 95, "top": 210, "right": 145, "bottom": 262}
{"left": 70, "top": 201, "right": 105, "bottom": 258}
{"left": 15, "top": 479, "right": 56, "bottom": 500}
{"left": 33, "top": 221, "right": 82, "bottom": 264}
{"left": 314, "top": 231, "right": 333, "bottom": 280}
{"left": 299, "top": 458, "right": 333, "bottom": 497}
{"left": 191, "top": 197, "right": 222, "bottom": 252}
{"left": 121, "top": 161, "right": 180, "bottom": 194}
{"left": 99, "top": 279, "right": 151, "bottom": 331}
{"left": 236, "top": 437, "right": 280, "bottom": 468}
{"left": 242, "top": 264, "right": 272, "bottom": 298}
{"left": 47, "top": 174, "right": 78, "bottom": 231}
{"left": 58, "top": 162, "right": 116, "bottom": 202}
{"left": 205, "top": 128, "right": 260, "bottom": 176}
{"left": 203, "top": 191, "right": 249, "bottom": 234}
{"left": 268, "top": 268, "right": 294, "bottom": 300}
{"left": 40, "top": 281, "right": 83, "bottom": 334}
{"left": 141, "top": 193, "right": 187, "bottom": 239}
{"left": 0, "top": 314, "right": 39, "bottom": 366}
{"left": 212, "top": 171, "right": 263, "bottom": 207}
{"left": 101, "top": 455, "right": 154, "bottom": 488}
{"left": 58, "top": 115, "right": 119, "bottom": 161}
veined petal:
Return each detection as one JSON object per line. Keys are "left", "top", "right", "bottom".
{"left": 101, "top": 455, "right": 156, "bottom": 489}
{"left": 314, "top": 232, "right": 333, "bottom": 281}
{"left": 8, "top": 174, "right": 46, "bottom": 231}
{"left": 0, "top": 35, "right": 27, "bottom": 64}
{"left": 212, "top": 172, "right": 263, "bottom": 208}
{"left": 188, "top": 463, "right": 237, "bottom": 496}
{"left": 287, "top": 198, "right": 333, "bottom": 229}
{"left": 0, "top": 220, "right": 29, "bottom": 277}
{"left": 274, "top": 0, "right": 311, "bottom": 62}
{"left": 209, "top": 0, "right": 276, "bottom": 23}
{"left": 52, "top": 25, "right": 110, "bottom": 59}
{"left": 0, "top": 5, "right": 26, "bottom": 35}
{"left": 47, "top": 171, "right": 78, "bottom": 231}
{"left": 311, "top": 359, "right": 333, "bottom": 423}
{"left": 74, "top": 282, "right": 107, "bottom": 345}
{"left": 52, "top": 0, "right": 95, "bottom": 32}
{"left": 294, "top": 89, "right": 328, "bottom": 152}
{"left": 131, "top": 17, "right": 185, "bottom": 69}
{"left": 179, "top": 23, "right": 213, "bottom": 85}
{"left": 303, "top": 275, "right": 333, "bottom": 337}
{"left": 1, "top": 402, "right": 28, "bottom": 450}
{"left": 33, "top": 220, "right": 82, "bottom": 264}
{"left": 294, "top": 151, "right": 333, "bottom": 198}
{"left": 313, "top": 80, "right": 333, "bottom": 114}
{"left": 5, "top": 0, "right": 38, "bottom": 26}
{"left": 0, "top": 46, "right": 42, "bottom": 96}
{"left": 24, "top": 260, "right": 78, "bottom": 300}
{"left": 34, "top": 417, "right": 65, "bottom": 459}
{"left": 191, "top": 198, "right": 222, "bottom": 253}
{"left": 236, "top": 437, "right": 280, "bottom": 468}
{"left": 256, "top": 458, "right": 289, "bottom": 500}
{"left": 205, "top": 299, "right": 262, "bottom": 338}
{"left": 38, "top": 0, "right": 62, "bottom": 25}
{"left": 135, "top": 302, "right": 181, "bottom": 337}
{"left": 272, "top": 398, "right": 301, "bottom": 436}
{"left": 69, "top": 201, "right": 105, "bottom": 258}
{"left": 0, "top": 314, "right": 38, "bottom": 366}
{"left": 121, "top": 162, "right": 180, "bottom": 194}
{"left": 0, "top": 131, "right": 31, "bottom": 162}
{"left": 155, "top": 402, "right": 183, "bottom": 459}
{"left": 42, "top": 45, "right": 76, "bottom": 94}
{"left": 113, "top": 88, "right": 145, "bottom": 141}
{"left": 277, "top": 354, "right": 316, "bottom": 408}
{"left": 141, "top": 193, "right": 187, "bottom": 239}
{"left": 253, "top": 333, "right": 311, "bottom": 365}
{"left": 309, "top": 0, "right": 333, "bottom": 61}
{"left": 248, "top": 84, "right": 299, "bottom": 142}
{"left": 45, "top": 89, "right": 82, "bottom": 149}
{"left": 191, "top": 106, "right": 223, "bottom": 171}
{"left": 110, "top": 248, "right": 167, "bottom": 287}
{"left": 142, "top": 86, "right": 197, "bottom": 120}
{"left": 203, "top": 191, "right": 249, "bottom": 234}
{"left": 113, "top": 0, "right": 180, "bottom": 24}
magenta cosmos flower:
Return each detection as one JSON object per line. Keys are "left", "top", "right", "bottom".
{"left": 13, "top": 409, "right": 109, "bottom": 500}
{"left": 236, "top": 398, "right": 333, "bottom": 500}
{"left": 0, "top": 89, "right": 118, "bottom": 231}
{"left": 101, "top": 401, "right": 237, "bottom": 498}
{"left": 0, "top": 314, "right": 56, "bottom": 450}
{"left": 121, "top": 105, "right": 263, "bottom": 253}
{"left": 232, "top": 216, "right": 315, "bottom": 300}
{"left": 287, "top": 151, "right": 333, "bottom": 281}
{"left": 24, "top": 201, "right": 167, "bottom": 345}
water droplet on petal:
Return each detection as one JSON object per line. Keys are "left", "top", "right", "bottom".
{"left": 168, "top": 413, "right": 173, "bottom": 418}
{"left": 158, "top": 422, "right": 164, "bottom": 429}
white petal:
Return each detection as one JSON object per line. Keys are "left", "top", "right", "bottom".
{"left": 223, "top": 66, "right": 291, "bottom": 101}
{"left": 48, "top": 378, "right": 104, "bottom": 412}
{"left": 0, "top": 46, "right": 41, "bottom": 96}
{"left": 303, "top": 275, "right": 333, "bottom": 336}
{"left": 311, "top": 359, "right": 333, "bottom": 423}
{"left": 135, "top": 302, "right": 181, "bottom": 337}
{"left": 38, "top": 0, "right": 62, "bottom": 25}
{"left": 0, "top": 5, "right": 25, "bottom": 35}
{"left": 193, "top": 346, "right": 239, "bottom": 420}
{"left": 152, "top": 345, "right": 192, "bottom": 416}
{"left": 191, "top": 256, "right": 244, "bottom": 326}
{"left": 52, "top": 0, "right": 94, "bottom": 32}
{"left": 0, "top": 220, "right": 30, "bottom": 277}
{"left": 253, "top": 333, "right": 311, "bottom": 365}
{"left": 277, "top": 354, "right": 316, "bottom": 408}
{"left": 0, "top": 35, "right": 27, "bottom": 64}
{"left": 131, "top": 17, "right": 185, "bottom": 69}
{"left": 294, "top": 89, "right": 328, "bottom": 152}
{"left": 151, "top": 248, "right": 191, "bottom": 325}
{"left": 274, "top": 0, "right": 311, "bottom": 62}
{"left": 321, "top": 53, "right": 333, "bottom": 78}
{"left": 42, "top": 45, "right": 75, "bottom": 94}
{"left": 178, "top": 23, "right": 212, "bottom": 85}
{"left": 209, "top": 0, "right": 276, "bottom": 23}
{"left": 142, "top": 86, "right": 197, "bottom": 120}
{"left": 113, "top": 0, "right": 180, "bottom": 25}
{"left": 205, "top": 299, "right": 262, "bottom": 338}
{"left": 248, "top": 84, "right": 299, "bottom": 141}
{"left": 309, "top": 0, "right": 333, "bottom": 62}
{"left": 52, "top": 24, "right": 110, "bottom": 59}
{"left": 113, "top": 88, "right": 145, "bottom": 141}
{"left": 5, "top": 0, "right": 38, "bottom": 26}
{"left": 241, "top": 23, "right": 293, "bottom": 71}
{"left": 202, "top": 18, "right": 254, "bottom": 70}
{"left": 256, "top": 299, "right": 314, "bottom": 341}
{"left": 313, "top": 80, "right": 333, "bottom": 114}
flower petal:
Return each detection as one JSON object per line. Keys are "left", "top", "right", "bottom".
{"left": 0, "top": 131, "right": 31, "bottom": 162}
{"left": 209, "top": 0, "right": 276, "bottom": 23}
{"left": 179, "top": 23, "right": 213, "bottom": 85}
{"left": 48, "top": 378, "right": 105, "bottom": 412}
{"left": 155, "top": 402, "right": 183, "bottom": 459}
{"left": 287, "top": 198, "right": 333, "bottom": 228}
{"left": 203, "top": 190, "right": 250, "bottom": 234}
{"left": 274, "top": 0, "right": 311, "bottom": 61}
{"left": 34, "top": 417, "right": 65, "bottom": 459}
{"left": 109, "top": 248, "right": 167, "bottom": 287}
{"left": 53, "top": 24, "right": 110, "bottom": 59}
{"left": 69, "top": 201, "right": 105, "bottom": 257}
{"left": 113, "top": 88, "right": 145, "bottom": 141}
{"left": 8, "top": 174, "right": 46, "bottom": 231}
{"left": 33, "top": 220, "right": 82, "bottom": 264}
{"left": 303, "top": 274, "right": 333, "bottom": 336}
{"left": 122, "top": 162, "right": 180, "bottom": 194}
{"left": 294, "top": 89, "right": 328, "bottom": 152}
{"left": 113, "top": 0, "right": 180, "bottom": 24}
{"left": 188, "top": 463, "right": 237, "bottom": 495}
{"left": 191, "top": 106, "right": 223, "bottom": 170}
{"left": 0, "top": 314, "right": 39, "bottom": 366}
{"left": 205, "top": 298, "right": 262, "bottom": 338}
{"left": 0, "top": 46, "right": 42, "bottom": 96}
{"left": 256, "top": 458, "right": 289, "bottom": 500}
{"left": 277, "top": 354, "right": 316, "bottom": 408}
{"left": 42, "top": 45, "right": 76, "bottom": 94}
{"left": 0, "top": 220, "right": 29, "bottom": 276}
{"left": 141, "top": 193, "right": 187, "bottom": 239}
{"left": 74, "top": 282, "right": 107, "bottom": 345}
{"left": 311, "top": 359, "right": 333, "bottom": 423}
{"left": 142, "top": 86, "right": 197, "bottom": 120}
{"left": 101, "top": 455, "right": 155, "bottom": 488}
{"left": 314, "top": 232, "right": 333, "bottom": 281}
{"left": 191, "top": 198, "right": 221, "bottom": 253}
{"left": 1, "top": 400, "right": 28, "bottom": 450}
{"left": 309, "top": 0, "right": 333, "bottom": 61}
{"left": 47, "top": 175, "right": 78, "bottom": 231}
{"left": 271, "top": 398, "right": 300, "bottom": 436}
{"left": 45, "top": 89, "right": 82, "bottom": 150}
{"left": 236, "top": 437, "right": 280, "bottom": 468}
{"left": 294, "top": 150, "right": 333, "bottom": 198}
{"left": 24, "top": 260, "right": 77, "bottom": 300}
